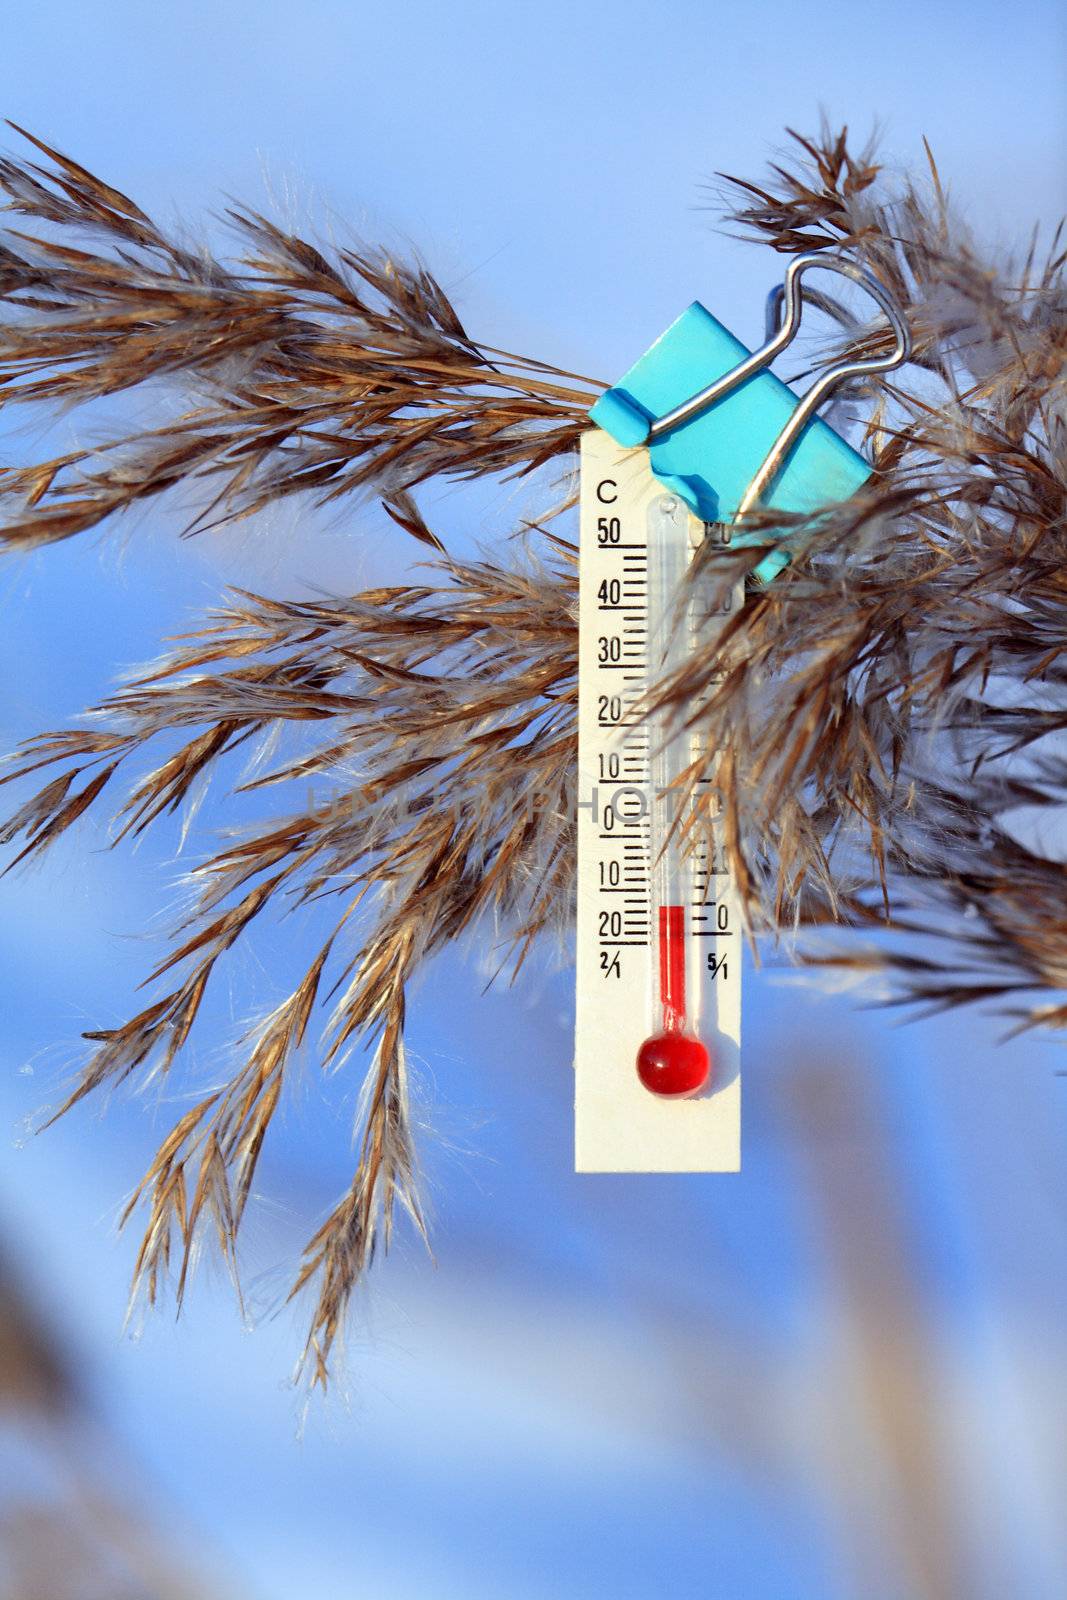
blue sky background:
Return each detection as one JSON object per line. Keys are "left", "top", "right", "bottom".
{"left": 0, "top": 3, "right": 1065, "bottom": 1597}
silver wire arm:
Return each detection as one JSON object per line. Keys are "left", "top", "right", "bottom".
{"left": 646, "top": 252, "right": 911, "bottom": 521}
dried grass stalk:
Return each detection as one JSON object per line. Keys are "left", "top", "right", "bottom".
{"left": 0, "top": 123, "right": 596, "bottom": 548}
{"left": 668, "top": 123, "right": 1067, "bottom": 1026}
{"left": 4, "top": 555, "right": 576, "bottom": 1385}
{"left": 2, "top": 122, "right": 1064, "bottom": 1383}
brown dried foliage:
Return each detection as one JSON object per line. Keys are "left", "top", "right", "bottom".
{"left": 1, "top": 122, "right": 1063, "bottom": 1382}
{"left": 673, "top": 122, "right": 1067, "bottom": 1026}
{"left": 0, "top": 123, "right": 595, "bottom": 548}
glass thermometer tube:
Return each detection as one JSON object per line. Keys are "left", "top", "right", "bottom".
{"left": 635, "top": 494, "right": 712, "bottom": 1098}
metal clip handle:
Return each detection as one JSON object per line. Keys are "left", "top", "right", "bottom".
{"left": 647, "top": 252, "right": 911, "bottom": 521}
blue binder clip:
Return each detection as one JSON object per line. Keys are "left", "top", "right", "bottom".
{"left": 590, "top": 253, "right": 910, "bottom": 582}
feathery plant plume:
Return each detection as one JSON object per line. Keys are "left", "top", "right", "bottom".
{"left": 667, "top": 124, "right": 1067, "bottom": 1025}
{"left": 1, "top": 122, "right": 1064, "bottom": 1384}
{"left": 0, "top": 123, "right": 596, "bottom": 547}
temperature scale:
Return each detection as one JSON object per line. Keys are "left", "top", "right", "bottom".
{"left": 575, "top": 427, "right": 741, "bottom": 1173}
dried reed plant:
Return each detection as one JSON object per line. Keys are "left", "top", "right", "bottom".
{"left": 669, "top": 125, "right": 1067, "bottom": 1027}
{"left": 1, "top": 122, "right": 1063, "bottom": 1383}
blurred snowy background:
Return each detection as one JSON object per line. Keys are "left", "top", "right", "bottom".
{"left": 0, "top": 2, "right": 1065, "bottom": 1596}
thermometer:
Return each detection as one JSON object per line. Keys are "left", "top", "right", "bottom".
{"left": 576, "top": 253, "right": 909, "bottom": 1173}
{"left": 574, "top": 429, "right": 741, "bottom": 1174}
